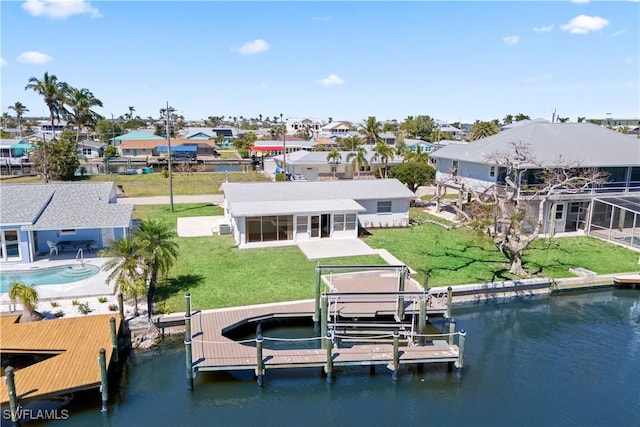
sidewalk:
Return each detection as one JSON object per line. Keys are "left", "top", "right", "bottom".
{"left": 117, "top": 194, "right": 223, "bottom": 205}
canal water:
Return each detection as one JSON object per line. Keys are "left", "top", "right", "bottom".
{"left": 21, "top": 289, "right": 640, "bottom": 426}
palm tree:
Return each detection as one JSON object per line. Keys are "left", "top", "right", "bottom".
{"left": 338, "top": 134, "right": 363, "bottom": 151}
{"left": 404, "top": 145, "right": 429, "bottom": 164}
{"left": 8, "top": 281, "right": 43, "bottom": 322}
{"left": 135, "top": 219, "right": 179, "bottom": 320}
{"left": 99, "top": 238, "right": 145, "bottom": 316}
{"left": 359, "top": 116, "right": 383, "bottom": 145}
{"left": 503, "top": 114, "right": 513, "bottom": 125}
{"left": 61, "top": 85, "right": 103, "bottom": 143}
{"left": 346, "top": 146, "right": 369, "bottom": 178}
{"left": 8, "top": 102, "right": 29, "bottom": 136}
{"left": 470, "top": 120, "right": 500, "bottom": 140}
{"left": 372, "top": 141, "right": 394, "bottom": 178}
{"left": 127, "top": 106, "right": 135, "bottom": 121}
{"left": 326, "top": 147, "right": 342, "bottom": 178}
{"left": 25, "top": 72, "right": 64, "bottom": 139}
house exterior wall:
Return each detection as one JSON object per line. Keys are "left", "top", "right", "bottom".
{"left": 121, "top": 147, "right": 155, "bottom": 157}
{"left": 355, "top": 199, "right": 410, "bottom": 228}
{"left": 36, "top": 229, "right": 103, "bottom": 255}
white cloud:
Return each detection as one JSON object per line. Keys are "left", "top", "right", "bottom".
{"left": 503, "top": 35, "right": 519, "bottom": 45}
{"left": 533, "top": 24, "right": 554, "bottom": 33}
{"left": 561, "top": 15, "right": 609, "bottom": 35}
{"left": 319, "top": 74, "right": 345, "bottom": 87}
{"left": 17, "top": 51, "right": 53, "bottom": 65}
{"left": 22, "top": 0, "right": 101, "bottom": 19}
{"left": 234, "top": 39, "right": 270, "bottom": 55}
{"left": 570, "top": 0, "right": 589, "bottom": 4}
{"left": 0, "top": 57, "right": 7, "bottom": 67}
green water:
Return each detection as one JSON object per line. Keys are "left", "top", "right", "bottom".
{"left": 13, "top": 289, "right": 640, "bottom": 426}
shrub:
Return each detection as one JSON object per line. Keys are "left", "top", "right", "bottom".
{"left": 71, "top": 300, "right": 80, "bottom": 306}
{"left": 107, "top": 303, "right": 118, "bottom": 312}
{"left": 50, "top": 301, "right": 60, "bottom": 308}
{"left": 77, "top": 302, "right": 91, "bottom": 315}
{"left": 98, "top": 297, "right": 108, "bottom": 303}
{"left": 54, "top": 310, "right": 65, "bottom": 318}
{"left": 275, "top": 172, "right": 288, "bottom": 182}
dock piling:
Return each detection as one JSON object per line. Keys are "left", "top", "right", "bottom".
{"left": 392, "top": 330, "right": 400, "bottom": 382}
{"left": 325, "top": 332, "right": 333, "bottom": 384}
{"left": 396, "top": 266, "right": 406, "bottom": 320}
{"left": 256, "top": 331, "right": 264, "bottom": 387}
{"left": 455, "top": 330, "right": 466, "bottom": 370}
{"left": 184, "top": 293, "right": 193, "bottom": 391}
{"left": 117, "top": 292, "right": 125, "bottom": 325}
{"left": 448, "top": 318, "right": 456, "bottom": 345}
{"left": 446, "top": 286, "right": 453, "bottom": 319}
{"left": 98, "top": 348, "right": 108, "bottom": 412}
{"left": 314, "top": 266, "right": 321, "bottom": 332}
{"left": 109, "top": 317, "right": 118, "bottom": 364}
{"left": 321, "top": 295, "right": 329, "bottom": 348}
{"left": 5, "top": 366, "right": 20, "bottom": 427}
{"left": 418, "top": 296, "right": 427, "bottom": 346}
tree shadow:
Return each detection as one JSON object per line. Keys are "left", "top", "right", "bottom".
{"left": 156, "top": 273, "right": 205, "bottom": 301}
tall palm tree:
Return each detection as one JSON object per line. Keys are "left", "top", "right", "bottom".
{"left": 8, "top": 102, "right": 29, "bottom": 137}
{"left": 372, "top": 141, "right": 394, "bottom": 178}
{"left": 346, "top": 146, "right": 369, "bottom": 178}
{"left": 135, "top": 219, "right": 179, "bottom": 320}
{"left": 25, "top": 72, "right": 64, "bottom": 182}
{"left": 8, "top": 281, "right": 43, "bottom": 322}
{"left": 358, "top": 116, "right": 383, "bottom": 145}
{"left": 61, "top": 85, "right": 103, "bottom": 143}
{"left": 404, "top": 145, "right": 429, "bottom": 164}
{"left": 127, "top": 106, "right": 136, "bottom": 120}
{"left": 326, "top": 147, "right": 342, "bottom": 178}
{"left": 99, "top": 238, "right": 145, "bottom": 316}
{"left": 25, "top": 72, "right": 63, "bottom": 139}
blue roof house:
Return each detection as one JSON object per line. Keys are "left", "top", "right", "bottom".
{"left": 0, "top": 182, "right": 134, "bottom": 264}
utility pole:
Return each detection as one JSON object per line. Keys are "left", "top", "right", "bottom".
{"left": 281, "top": 113, "right": 287, "bottom": 176}
{"left": 167, "top": 101, "right": 174, "bottom": 212}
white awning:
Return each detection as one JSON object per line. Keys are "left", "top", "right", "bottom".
{"left": 229, "top": 199, "right": 365, "bottom": 217}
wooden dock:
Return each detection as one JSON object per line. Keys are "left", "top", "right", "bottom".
{"left": 0, "top": 314, "right": 121, "bottom": 405}
{"left": 613, "top": 273, "right": 640, "bottom": 287}
{"left": 189, "top": 300, "right": 460, "bottom": 376}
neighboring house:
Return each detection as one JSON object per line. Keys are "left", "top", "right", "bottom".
{"left": 181, "top": 128, "right": 216, "bottom": 140}
{"left": 430, "top": 122, "right": 640, "bottom": 235}
{"left": 435, "top": 120, "right": 465, "bottom": 140}
{"left": 0, "top": 139, "right": 32, "bottom": 159}
{"left": 320, "top": 121, "right": 353, "bottom": 135}
{"left": 110, "top": 131, "right": 164, "bottom": 148}
{"left": 119, "top": 140, "right": 161, "bottom": 158}
{"left": 405, "top": 139, "right": 434, "bottom": 153}
{"left": 77, "top": 140, "right": 105, "bottom": 159}
{"left": 221, "top": 179, "right": 414, "bottom": 247}
{"left": 272, "top": 149, "right": 404, "bottom": 180}
{"left": 118, "top": 139, "right": 215, "bottom": 158}
{"left": 0, "top": 182, "right": 134, "bottom": 263}
{"left": 286, "top": 117, "right": 324, "bottom": 135}
{"left": 250, "top": 138, "right": 316, "bottom": 157}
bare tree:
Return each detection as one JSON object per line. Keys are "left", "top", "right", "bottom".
{"left": 445, "top": 142, "right": 608, "bottom": 276}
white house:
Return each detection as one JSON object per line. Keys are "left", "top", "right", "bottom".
{"left": 221, "top": 179, "right": 415, "bottom": 247}
{"left": 430, "top": 122, "right": 640, "bottom": 235}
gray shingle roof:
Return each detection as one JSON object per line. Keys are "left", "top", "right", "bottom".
{"left": 222, "top": 179, "right": 415, "bottom": 205}
{"left": 228, "top": 199, "right": 366, "bottom": 216}
{"left": 0, "top": 182, "right": 133, "bottom": 230}
{"left": 430, "top": 122, "right": 640, "bottom": 168}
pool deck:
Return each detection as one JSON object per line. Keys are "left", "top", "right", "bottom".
{"left": 0, "top": 254, "right": 114, "bottom": 310}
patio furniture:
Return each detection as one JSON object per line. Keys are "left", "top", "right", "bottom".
{"left": 58, "top": 240, "right": 96, "bottom": 253}
{"left": 47, "top": 240, "right": 60, "bottom": 256}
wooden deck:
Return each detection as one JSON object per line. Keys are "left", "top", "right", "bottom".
{"left": 0, "top": 314, "right": 120, "bottom": 404}
{"left": 613, "top": 274, "right": 640, "bottom": 286}
{"left": 191, "top": 300, "right": 458, "bottom": 373}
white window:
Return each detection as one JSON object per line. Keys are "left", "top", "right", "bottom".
{"left": 377, "top": 201, "right": 392, "bottom": 214}
{"left": 452, "top": 160, "right": 458, "bottom": 176}
{"left": 59, "top": 229, "right": 76, "bottom": 236}
{"left": 555, "top": 204, "right": 565, "bottom": 220}
{"left": 489, "top": 166, "right": 496, "bottom": 178}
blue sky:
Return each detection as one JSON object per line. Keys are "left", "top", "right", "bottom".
{"left": 1, "top": 0, "right": 638, "bottom": 124}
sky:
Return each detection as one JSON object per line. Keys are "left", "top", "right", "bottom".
{"left": 1, "top": 0, "right": 639, "bottom": 124}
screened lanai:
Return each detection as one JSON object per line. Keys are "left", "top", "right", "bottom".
{"left": 589, "top": 196, "right": 640, "bottom": 249}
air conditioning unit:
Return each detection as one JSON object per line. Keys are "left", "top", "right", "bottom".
{"left": 218, "top": 223, "right": 231, "bottom": 235}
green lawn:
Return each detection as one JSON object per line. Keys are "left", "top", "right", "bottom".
{"left": 364, "top": 224, "right": 640, "bottom": 287}
{"left": 132, "top": 203, "right": 224, "bottom": 226}
{"left": 1, "top": 172, "right": 269, "bottom": 196}
{"left": 156, "top": 236, "right": 386, "bottom": 313}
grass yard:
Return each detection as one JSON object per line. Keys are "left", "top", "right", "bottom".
{"left": 132, "top": 203, "right": 224, "bottom": 226}
{"left": 156, "top": 236, "right": 387, "bottom": 313}
{"left": 1, "top": 172, "right": 269, "bottom": 196}
{"left": 364, "top": 224, "right": 640, "bottom": 287}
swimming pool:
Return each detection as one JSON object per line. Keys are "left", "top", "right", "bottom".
{"left": 616, "top": 235, "right": 640, "bottom": 246}
{"left": 0, "top": 264, "right": 100, "bottom": 293}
